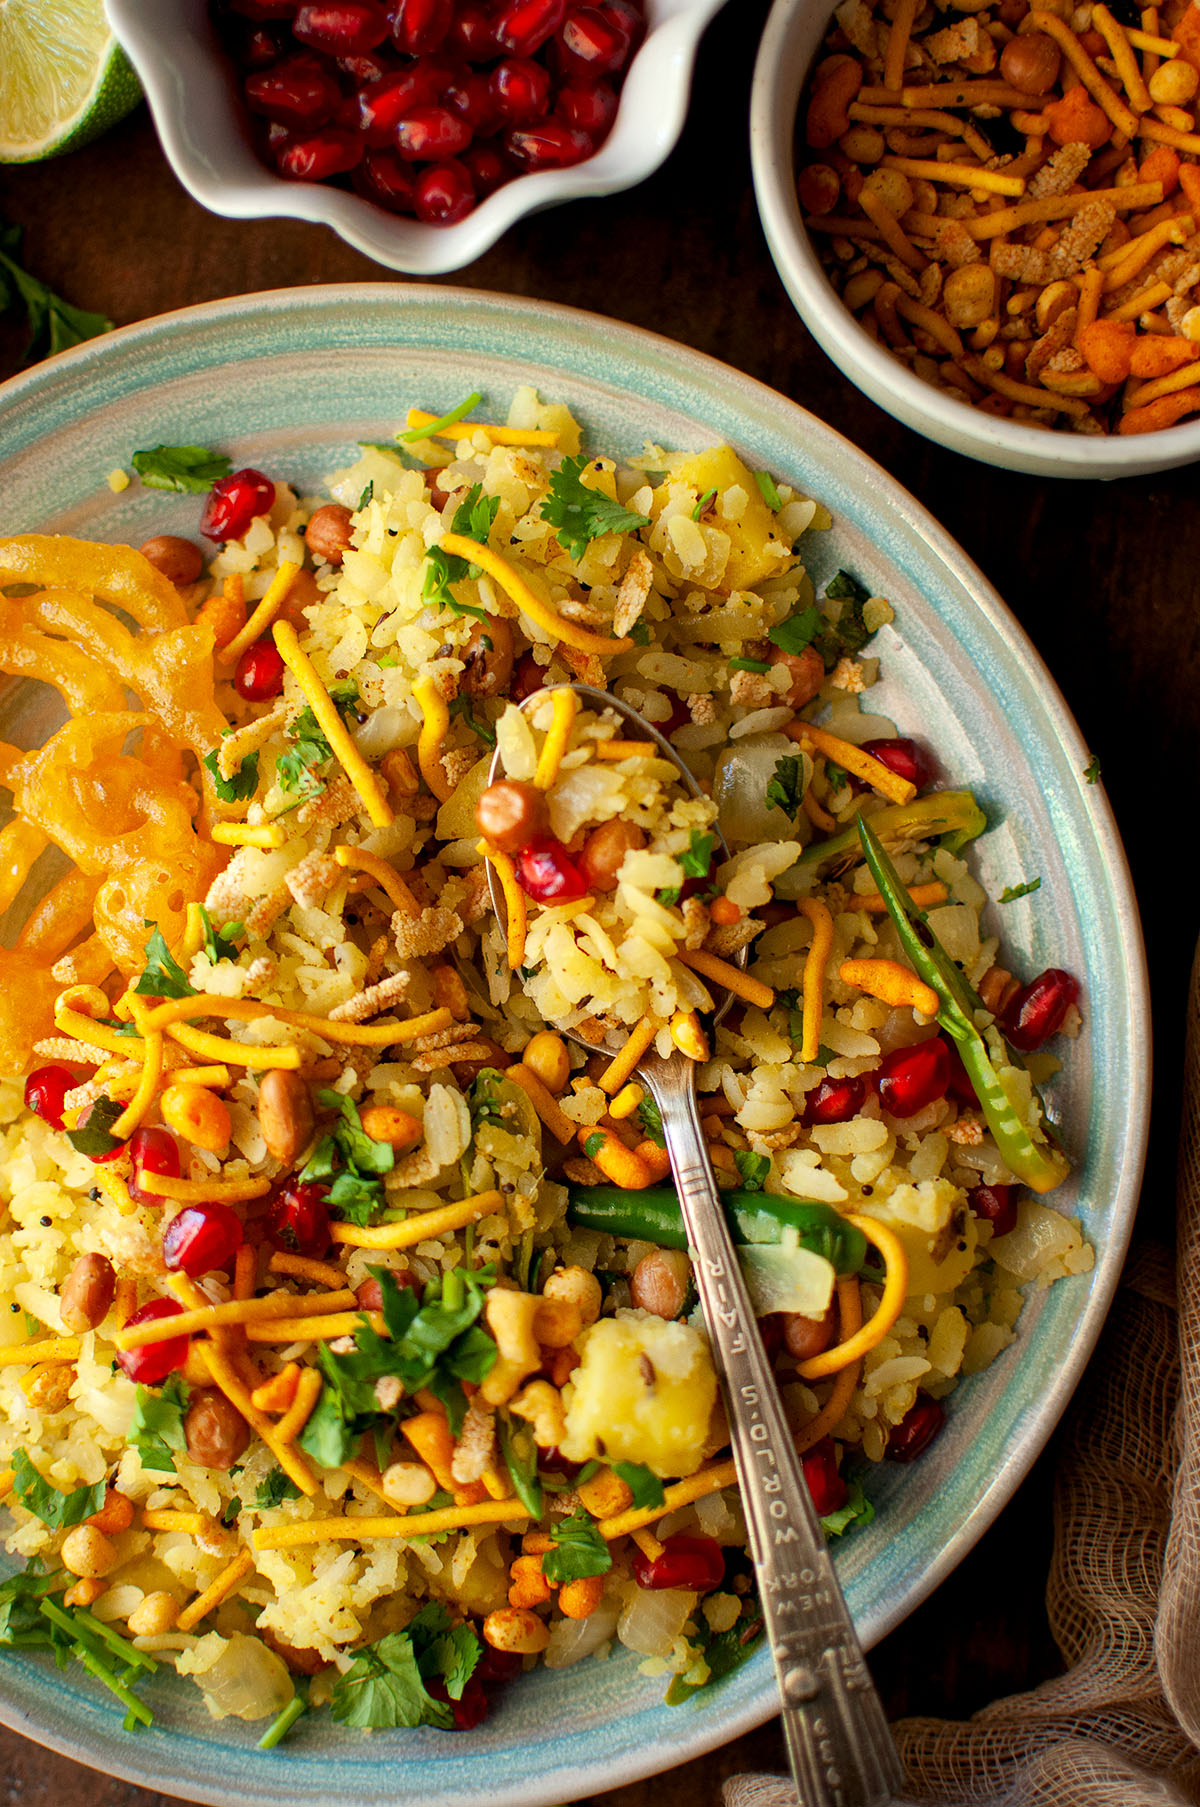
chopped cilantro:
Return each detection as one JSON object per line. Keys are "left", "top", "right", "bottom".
{"left": 498, "top": 1412, "right": 543, "bottom": 1519}
{"left": 691, "top": 486, "right": 717, "bottom": 521}
{"left": 257, "top": 1694, "right": 306, "bottom": 1749}
{"left": 449, "top": 694, "right": 497, "bottom": 746}
{"left": 396, "top": 391, "right": 483, "bottom": 444}
{"left": 753, "top": 470, "right": 782, "bottom": 511}
{"left": 656, "top": 886, "right": 682, "bottom": 907}
{"left": 276, "top": 684, "right": 358, "bottom": 803}
{"left": 65, "top": 1095, "right": 125, "bottom": 1157}
{"left": 629, "top": 620, "right": 652, "bottom": 646}
{"left": 422, "top": 546, "right": 490, "bottom": 622}
{"left": 821, "top": 1475, "right": 875, "bottom": 1538}
{"left": 0, "top": 1561, "right": 158, "bottom": 1729}
{"left": 734, "top": 1150, "right": 770, "bottom": 1191}
{"left": 542, "top": 1508, "right": 612, "bottom": 1585}
{"left": 1084, "top": 754, "right": 1101, "bottom": 784}
{"left": 637, "top": 1095, "right": 666, "bottom": 1148}
{"left": 129, "top": 1376, "right": 191, "bottom": 1474}
{"left": 10, "top": 1451, "right": 107, "bottom": 1529}
{"left": 729, "top": 656, "right": 771, "bottom": 673}
{"left": 221, "top": 1496, "right": 242, "bottom": 1526}
{"left": 451, "top": 481, "right": 500, "bottom": 544}
{"left": 611, "top": 1463, "right": 665, "bottom": 1510}
{"left": 768, "top": 603, "right": 820, "bottom": 658}
{"left": 133, "top": 924, "right": 195, "bottom": 999}
{"left": 356, "top": 480, "right": 373, "bottom": 510}
{"left": 679, "top": 829, "right": 715, "bottom": 879}
{"left": 0, "top": 222, "right": 112, "bottom": 364}
{"left": 131, "top": 444, "right": 232, "bottom": 494}
{"left": 825, "top": 763, "right": 848, "bottom": 794}
{"left": 196, "top": 903, "right": 242, "bottom": 964}
{"left": 255, "top": 1469, "right": 303, "bottom": 1510}
{"left": 300, "top": 1088, "right": 394, "bottom": 1226}
{"left": 765, "top": 754, "right": 806, "bottom": 820}
{"left": 539, "top": 454, "right": 650, "bottom": 561}
{"left": 664, "top": 1594, "right": 763, "bottom": 1705}
{"left": 999, "top": 877, "right": 1041, "bottom": 902}
{"left": 202, "top": 744, "right": 259, "bottom": 804}
{"left": 331, "top": 1608, "right": 481, "bottom": 1728}
{"left": 812, "top": 569, "right": 874, "bottom": 667}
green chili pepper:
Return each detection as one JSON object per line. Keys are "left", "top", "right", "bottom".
{"left": 793, "top": 791, "right": 986, "bottom": 879}
{"left": 566, "top": 1185, "right": 867, "bottom": 1276}
{"left": 856, "top": 815, "right": 1070, "bottom": 1195}
{"left": 497, "top": 1413, "right": 543, "bottom": 1519}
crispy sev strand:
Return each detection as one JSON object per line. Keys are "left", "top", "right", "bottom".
{"left": 176, "top": 1549, "right": 257, "bottom": 1634}
{"left": 234, "top": 1244, "right": 257, "bottom": 1302}
{"left": 110, "top": 996, "right": 163, "bottom": 1141}
{"left": 630, "top": 1526, "right": 665, "bottom": 1562}
{"left": 1123, "top": 361, "right": 1200, "bottom": 407}
{"left": 1101, "top": 213, "right": 1194, "bottom": 287}
{"left": 593, "top": 738, "right": 658, "bottom": 760}
{"left": 145, "top": 993, "right": 453, "bottom": 1047}
{"left": 794, "top": 1278, "right": 864, "bottom": 1455}
{"left": 332, "top": 844, "right": 419, "bottom": 915}
{"left": 892, "top": 81, "right": 1033, "bottom": 107}
{"left": 881, "top": 153, "right": 1026, "bottom": 196}
{"left": 477, "top": 840, "right": 527, "bottom": 970}
{"left": 1127, "top": 25, "right": 1178, "bottom": 54}
{"left": 1137, "top": 115, "right": 1200, "bottom": 151}
{"left": 199, "top": 1343, "right": 318, "bottom": 1495}
{"left": 405, "top": 407, "right": 558, "bottom": 448}
{"left": 272, "top": 620, "right": 393, "bottom": 827}
{"left": 217, "top": 560, "right": 299, "bottom": 666}
{"left": 254, "top": 1498, "right": 530, "bottom": 1550}
{"left": 116, "top": 1290, "right": 358, "bottom": 1348}
{"left": 1075, "top": 265, "right": 1106, "bottom": 337}
{"left": 274, "top": 1369, "right": 324, "bottom": 1441}
{"left": 957, "top": 181, "right": 1162, "bottom": 239}
{"left": 172, "top": 1064, "right": 233, "bottom": 1088}
{"left": 839, "top": 956, "right": 940, "bottom": 1017}
{"left": 892, "top": 293, "right": 965, "bottom": 357}
{"left": 1092, "top": 4, "right": 1154, "bottom": 110}
{"left": 1106, "top": 279, "right": 1174, "bottom": 319}
{"left": 211, "top": 823, "right": 287, "bottom": 849}
{"left": 246, "top": 1312, "right": 386, "bottom": 1343}
{"left": 54, "top": 1002, "right": 145, "bottom": 1059}
{"left": 136, "top": 1172, "right": 272, "bottom": 1205}
{"left": 598, "top": 1016, "right": 660, "bottom": 1095}
{"left": 268, "top": 1251, "right": 348, "bottom": 1289}
{"left": 166, "top": 1024, "right": 302, "bottom": 1070}
{"left": 0, "top": 1337, "right": 80, "bottom": 1368}
{"left": 440, "top": 534, "right": 633, "bottom": 656}
{"left": 533, "top": 686, "right": 578, "bottom": 789}
{"left": 506, "top": 1061, "right": 578, "bottom": 1143}
{"left": 92, "top": 1163, "right": 137, "bottom": 1217}
{"left": 854, "top": 880, "right": 949, "bottom": 914}
{"left": 329, "top": 1191, "right": 506, "bottom": 1250}
{"left": 677, "top": 948, "right": 775, "bottom": 1010}
{"left": 599, "top": 1460, "right": 739, "bottom": 1540}
{"left": 142, "top": 1509, "right": 213, "bottom": 1535}
{"left": 784, "top": 721, "right": 917, "bottom": 804}
{"left": 1028, "top": 10, "right": 1139, "bottom": 135}
{"left": 802, "top": 788, "right": 837, "bottom": 834}
{"left": 858, "top": 187, "right": 928, "bottom": 269}
{"left": 797, "top": 898, "right": 835, "bottom": 1064}
{"left": 961, "top": 356, "right": 1092, "bottom": 415}
{"left": 339, "top": 1455, "right": 392, "bottom": 1503}
{"left": 883, "top": 0, "right": 919, "bottom": 93}
{"left": 798, "top": 1216, "right": 909, "bottom": 1378}
{"left": 412, "top": 672, "right": 452, "bottom": 803}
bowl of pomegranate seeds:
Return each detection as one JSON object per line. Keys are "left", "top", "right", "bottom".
{"left": 749, "top": 0, "right": 1200, "bottom": 476}
{"left": 108, "top": 0, "right": 728, "bottom": 272}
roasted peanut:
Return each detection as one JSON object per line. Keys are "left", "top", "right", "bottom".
{"left": 304, "top": 503, "right": 354, "bottom": 566}
{"left": 1000, "top": 30, "right": 1060, "bottom": 93}
{"left": 631, "top": 1248, "right": 692, "bottom": 1320}
{"left": 358, "top": 1104, "right": 423, "bottom": 1150}
{"left": 60, "top": 1252, "right": 116, "bottom": 1333}
{"left": 578, "top": 820, "right": 645, "bottom": 892}
{"left": 482, "top": 1606, "right": 551, "bottom": 1654}
{"left": 1150, "top": 59, "right": 1199, "bottom": 106}
{"left": 475, "top": 779, "right": 550, "bottom": 853}
{"left": 768, "top": 642, "right": 824, "bottom": 708}
{"left": 127, "top": 1591, "right": 178, "bottom": 1637}
{"left": 381, "top": 1461, "right": 438, "bottom": 1507}
{"left": 61, "top": 1524, "right": 118, "bottom": 1579}
{"left": 139, "top": 535, "right": 203, "bottom": 585}
{"left": 256, "top": 1068, "right": 315, "bottom": 1166}
{"left": 542, "top": 1264, "right": 602, "bottom": 1328}
{"left": 461, "top": 613, "right": 515, "bottom": 697}
{"left": 521, "top": 1030, "right": 571, "bottom": 1094}
{"left": 184, "top": 1387, "right": 252, "bottom": 1471}
{"left": 943, "top": 267, "right": 998, "bottom": 331}
{"left": 780, "top": 1308, "right": 836, "bottom": 1361}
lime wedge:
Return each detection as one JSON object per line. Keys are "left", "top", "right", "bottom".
{"left": 0, "top": 0, "right": 141, "bottom": 163}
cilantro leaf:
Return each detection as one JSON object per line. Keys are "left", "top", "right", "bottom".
{"left": 317, "top": 1089, "right": 394, "bottom": 1176}
{"left": 202, "top": 745, "right": 259, "bottom": 804}
{"left": 357, "top": 480, "right": 373, "bottom": 510}
{"left": 255, "top": 1469, "right": 303, "bottom": 1509}
{"left": 65, "top": 1095, "right": 126, "bottom": 1157}
{"left": 451, "top": 481, "right": 500, "bottom": 544}
{"left": 734, "top": 1150, "right": 770, "bottom": 1192}
{"left": 0, "top": 222, "right": 112, "bottom": 365}
{"left": 0, "top": 1563, "right": 60, "bottom": 1644}
{"left": 637, "top": 1095, "right": 666, "bottom": 1148}
{"left": 541, "top": 1508, "right": 613, "bottom": 1585}
{"left": 821, "top": 1475, "right": 875, "bottom": 1538}
{"left": 449, "top": 694, "right": 497, "bottom": 746}
{"left": 10, "top": 1451, "right": 106, "bottom": 1529}
{"left": 331, "top": 1630, "right": 453, "bottom": 1729}
{"left": 813, "top": 569, "right": 874, "bottom": 666}
{"left": 1084, "top": 755, "right": 1101, "bottom": 784}
{"left": 133, "top": 924, "right": 195, "bottom": 999}
{"left": 422, "top": 545, "right": 489, "bottom": 621}
{"left": 664, "top": 1595, "right": 764, "bottom": 1705}
{"left": 131, "top": 445, "right": 233, "bottom": 495}
{"left": 498, "top": 1412, "right": 543, "bottom": 1519}
{"left": 657, "top": 886, "right": 681, "bottom": 907}
{"left": 129, "top": 1376, "right": 191, "bottom": 1474}
{"left": 729, "top": 656, "right": 770, "bottom": 673}
{"left": 539, "top": 454, "right": 650, "bottom": 561}
{"left": 275, "top": 686, "right": 357, "bottom": 801}
{"left": 765, "top": 754, "right": 806, "bottom": 820}
{"left": 415, "top": 1612, "right": 481, "bottom": 1703}
{"left": 222, "top": 1496, "right": 242, "bottom": 1526}
{"left": 679, "top": 830, "right": 715, "bottom": 880}
{"left": 999, "top": 878, "right": 1041, "bottom": 903}
{"left": 611, "top": 1463, "right": 666, "bottom": 1511}
{"left": 301, "top": 1091, "right": 394, "bottom": 1227}
{"left": 691, "top": 486, "right": 716, "bottom": 521}
{"left": 768, "top": 604, "right": 820, "bottom": 658}
{"left": 826, "top": 763, "right": 848, "bottom": 794}
{"left": 196, "top": 904, "right": 242, "bottom": 965}
{"left": 753, "top": 470, "right": 782, "bottom": 511}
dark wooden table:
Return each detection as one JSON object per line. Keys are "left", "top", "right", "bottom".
{"left": 1, "top": 1, "right": 1194, "bottom": 1800}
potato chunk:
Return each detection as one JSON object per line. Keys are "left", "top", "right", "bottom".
{"left": 560, "top": 1309, "right": 718, "bottom": 1479}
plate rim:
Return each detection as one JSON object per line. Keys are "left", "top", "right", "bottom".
{"left": 0, "top": 281, "right": 1150, "bottom": 1804}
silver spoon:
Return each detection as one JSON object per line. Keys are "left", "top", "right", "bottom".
{"left": 487, "top": 683, "right": 905, "bottom": 1807}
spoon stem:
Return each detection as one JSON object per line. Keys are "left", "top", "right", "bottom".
{"left": 639, "top": 1051, "right": 904, "bottom": 1807}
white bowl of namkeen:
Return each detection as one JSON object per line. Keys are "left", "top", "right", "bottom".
{"left": 750, "top": 0, "right": 1200, "bottom": 475}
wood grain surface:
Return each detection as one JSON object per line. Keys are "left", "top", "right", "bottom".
{"left": 0, "top": 0, "right": 1194, "bottom": 1799}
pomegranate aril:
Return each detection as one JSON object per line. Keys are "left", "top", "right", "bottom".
{"left": 229, "top": 23, "right": 290, "bottom": 66}
{"left": 445, "top": 70, "right": 500, "bottom": 134}
{"left": 857, "top": 737, "right": 938, "bottom": 792}
{"left": 234, "top": 638, "right": 287, "bottom": 702}
{"left": 24, "top": 1065, "right": 76, "bottom": 1131}
{"left": 128, "top": 1127, "right": 181, "bottom": 1205}
{"left": 117, "top": 1300, "right": 190, "bottom": 1386}
{"left": 969, "top": 1183, "right": 1018, "bottom": 1237}
{"left": 243, "top": 54, "right": 342, "bottom": 128}
{"left": 556, "top": 78, "right": 617, "bottom": 137}
{"left": 200, "top": 466, "right": 276, "bottom": 543}
{"left": 394, "top": 103, "right": 473, "bottom": 160}
{"left": 1003, "top": 967, "right": 1080, "bottom": 1052}
{"left": 887, "top": 1393, "right": 945, "bottom": 1463}
{"left": 476, "top": 1643, "right": 523, "bottom": 1682}
{"left": 558, "top": 5, "right": 628, "bottom": 75}
{"left": 277, "top": 127, "right": 364, "bottom": 178}
{"left": 802, "top": 1435, "right": 848, "bottom": 1517}
{"left": 463, "top": 142, "right": 514, "bottom": 194}
{"left": 489, "top": 56, "right": 551, "bottom": 122}
{"left": 162, "top": 1202, "right": 245, "bottom": 1277}
{"left": 505, "top": 119, "right": 590, "bottom": 166}
{"left": 633, "top": 1533, "right": 725, "bottom": 1592}
{"left": 450, "top": 2, "right": 501, "bottom": 59}
{"left": 229, "top": 0, "right": 302, "bottom": 17}
{"left": 494, "top": 0, "right": 566, "bottom": 56}
{"left": 293, "top": 1, "right": 390, "bottom": 54}
{"left": 413, "top": 158, "right": 477, "bottom": 222}
{"left": 804, "top": 1074, "right": 866, "bottom": 1126}
{"left": 337, "top": 48, "right": 395, "bottom": 80}
{"left": 877, "top": 1035, "right": 951, "bottom": 1118}
{"left": 512, "top": 651, "right": 547, "bottom": 700}
{"left": 389, "top": 0, "right": 453, "bottom": 52}
{"left": 265, "top": 1179, "right": 332, "bottom": 1255}
{"left": 355, "top": 68, "right": 440, "bottom": 142}
{"left": 356, "top": 148, "right": 418, "bottom": 209}
{"left": 516, "top": 836, "right": 588, "bottom": 902}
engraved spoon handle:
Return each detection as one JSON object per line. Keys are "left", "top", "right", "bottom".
{"left": 640, "top": 1051, "right": 904, "bottom": 1807}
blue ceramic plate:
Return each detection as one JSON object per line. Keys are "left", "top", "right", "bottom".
{"left": 0, "top": 286, "right": 1148, "bottom": 1807}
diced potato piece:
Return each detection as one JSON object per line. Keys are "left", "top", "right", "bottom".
{"left": 665, "top": 446, "right": 793, "bottom": 592}
{"left": 561, "top": 1310, "right": 717, "bottom": 1479}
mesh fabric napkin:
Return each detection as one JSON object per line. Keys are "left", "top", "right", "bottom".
{"left": 725, "top": 943, "right": 1200, "bottom": 1807}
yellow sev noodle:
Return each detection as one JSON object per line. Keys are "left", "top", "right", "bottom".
{"left": 217, "top": 560, "right": 299, "bottom": 667}
{"left": 797, "top": 897, "right": 834, "bottom": 1064}
{"left": 533, "top": 687, "right": 577, "bottom": 789}
{"left": 329, "top": 1190, "right": 506, "bottom": 1250}
{"left": 477, "top": 840, "right": 527, "bottom": 969}
{"left": 412, "top": 673, "right": 452, "bottom": 803}
{"left": 200, "top": 1344, "right": 317, "bottom": 1497}
{"left": 272, "top": 620, "right": 392, "bottom": 827}
{"left": 439, "top": 534, "right": 633, "bottom": 657}
{"left": 142, "top": 993, "right": 453, "bottom": 1048}
{"left": 176, "top": 1548, "right": 257, "bottom": 1634}
{"left": 253, "top": 1497, "right": 530, "bottom": 1551}
{"left": 404, "top": 407, "right": 559, "bottom": 448}
{"left": 115, "top": 1289, "right": 358, "bottom": 1348}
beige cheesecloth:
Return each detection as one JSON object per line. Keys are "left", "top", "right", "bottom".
{"left": 724, "top": 946, "right": 1200, "bottom": 1807}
